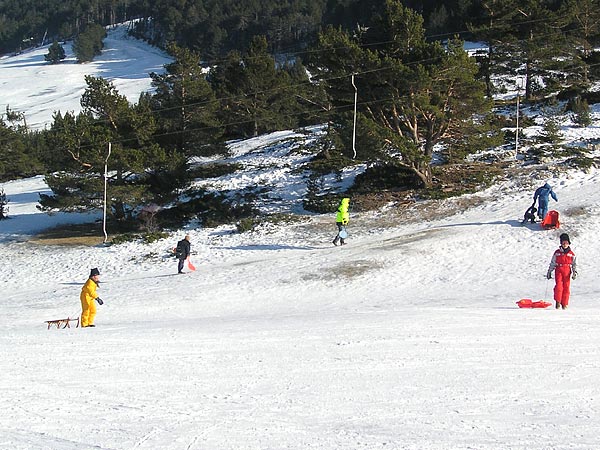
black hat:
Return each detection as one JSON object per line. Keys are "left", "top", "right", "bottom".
{"left": 559, "top": 233, "right": 570, "bottom": 244}
{"left": 90, "top": 268, "right": 100, "bottom": 277}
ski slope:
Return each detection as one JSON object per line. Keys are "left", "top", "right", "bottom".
{"left": 2, "top": 20, "right": 600, "bottom": 450}
{"left": 1, "top": 158, "right": 600, "bottom": 449}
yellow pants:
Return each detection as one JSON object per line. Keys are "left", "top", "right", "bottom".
{"left": 80, "top": 297, "right": 97, "bottom": 327}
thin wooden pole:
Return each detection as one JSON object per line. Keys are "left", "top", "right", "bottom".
{"left": 103, "top": 142, "right": 111, "bottom": 243}
{"left": 351, "top": 74, "right": 358, "bottom": 159}
{"left": 515, "top": 81, "right": 521, "bottom": 160}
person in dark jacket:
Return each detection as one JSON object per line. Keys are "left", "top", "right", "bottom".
{"left": 533, "top": 183, "right": 558, "bottom": 220}
{"left": 522, "top": 202, "right": 537, "bottom": 224}
{"left": 175, "top": 235, "right": 191, "bottom": 274}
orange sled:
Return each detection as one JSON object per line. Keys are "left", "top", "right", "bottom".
{"left": 517, "top": 299, "right": 552, "bottom": 308}
{"left": 541, "top": 210, "right": 560, "bottom": 229}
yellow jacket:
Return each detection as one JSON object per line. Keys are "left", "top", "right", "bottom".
{"left": 80, "top": 278, "right": 99, "bottom": 304}
{"left": 336, "top": 198, "right": 350, "bottom": 225}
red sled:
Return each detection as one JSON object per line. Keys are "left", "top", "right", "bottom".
{"left": 516, "top": 299, "right": 552, "bottom": 308}
{"left": 541, "top": 210, "right": 560, "bottom": 230}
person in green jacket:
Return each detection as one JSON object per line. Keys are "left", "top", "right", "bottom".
{"left": 332, "top": 197, "right": 350, "bottom": 246}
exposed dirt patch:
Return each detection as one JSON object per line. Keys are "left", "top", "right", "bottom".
{"left": 562, "top": 206, "right": 588, "bottom": 218}
{"left": 29, "top": 223, "right": 108, "bottom": 246}
{"left": 351, "top": 190, "right": 416, "bottom": 212}
{"left": 297, "top": 160, "right": 559, "bottom": 237}
{"left": 368, "top": 229, "right": 445, "bottom": 251}
{"left": 302, "top": 259, "right": 384, "bottom": 281}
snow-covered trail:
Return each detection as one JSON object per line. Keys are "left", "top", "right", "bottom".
{"left": 2, "top": 168, "right": 600, "bottom": 449}
{"left": 3, "top": 17, "right": 600, "bottom": 448}
{"left": 3, "top": 297, "right": 600, "bottom": 449}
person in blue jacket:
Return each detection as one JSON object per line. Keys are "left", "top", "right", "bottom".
{"left": 533, "top": 183, "right": 558, "bottom": 220}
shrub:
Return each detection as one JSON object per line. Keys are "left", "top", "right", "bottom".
{"left": 0, "top": 188, "right": 9, "bottom": 219}
{"left": 303, "top": 191, "right": 340, "bottom": 214}
{"left": 111, "top": 231, "right": 169, "bottom": 245}
{"left": 350, "top": 163, "right": 416, "bottom": 193}
{"left": 157, "top": 189, "right": 257, "bottom": 229}
{"left": 567, "top": 97, "right": 592, "bottom": 127}
{"left": 539, "top": 116, "right": 562, "bottom": 144}
{"left": 45, "top": 41, "right": 66, "bottom": 64}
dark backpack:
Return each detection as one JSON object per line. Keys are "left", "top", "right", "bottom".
{"left": 175, "top": 241, "right": 184, "bottom": 258}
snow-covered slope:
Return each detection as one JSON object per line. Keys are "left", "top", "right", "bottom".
{"left": 2, "top": 150, "right": 600, "bottom": 449}
{"left": 2, "top": 24, "right": 600, "bottom": 450}
{"left": 0, "top": 23, "right": 171, "bottom": 130}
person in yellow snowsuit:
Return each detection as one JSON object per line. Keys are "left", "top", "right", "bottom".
{"left": 333, "top": 197, "right": 350, "bottom": 246}
{"left": 80, "top": 268, "right": 103, "bottom": 327}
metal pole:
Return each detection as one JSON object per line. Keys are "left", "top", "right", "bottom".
{"left": 103, "top": 142, "right": 111, "bottom": 243}
{"left": 351, "top": 74, "right": 358, "bottom": 159}
{"left": 515, "top": 82, "right": 521, "bottom": 160}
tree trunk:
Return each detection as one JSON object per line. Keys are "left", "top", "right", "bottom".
{"left": 485, "top": 45, "right": 493, "bottom": 99}
{"left": 415, "top": 165, "right": 432, "bottom": 188}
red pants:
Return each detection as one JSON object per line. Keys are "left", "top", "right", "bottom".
{"left": 554, "top": 268, "right": 572, "bottom": 307}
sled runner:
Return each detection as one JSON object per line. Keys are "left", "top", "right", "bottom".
{"left": 45, "top": 317, "right": 80, "bottom": 329}
{"left": 516, "top": 299, "right": 552, "bottom": 309}
{"left": 541, "top": 210, "right": 560, "bottom": 230}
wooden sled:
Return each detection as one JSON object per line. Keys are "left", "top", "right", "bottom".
{"left": 45, "top": 317, "right": 80, "bottom": 329}
{"left": 516, "top": 299, "right": 552, "bottom": 309}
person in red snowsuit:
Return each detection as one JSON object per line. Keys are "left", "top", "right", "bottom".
{"left": 546, "top": 233, "right": 578, "bottom": 309}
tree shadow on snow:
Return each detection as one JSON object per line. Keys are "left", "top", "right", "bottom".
{"left": 438, "top": 219, "right": 539, "bottom": 229}
{"left": 223, "top": 244, "right": 319, "bottom": 251}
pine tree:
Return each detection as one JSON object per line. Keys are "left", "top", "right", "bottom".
{"left": 307, "top": 2, "right": 491, "bottom": 187}
{"left": 569, "top": 96, "right": 592, "bottom": 127}
{"left": 540, "top": 112, "right": 563, "bottom": 144}
{"left": 507, "top": 1, "right": 567, "bottom": 100}
{"left": 0, "top": 118, "right": 42, "bottom": 180}
{"left": 210, "top": 36, "right": 301, "bottom": 138}
{"left": 559, "top": 0, "right": 600, "bottom": 84}
{"left": 40, "top": 76, "right": 188, "bottom": 225}
{"left": 45, "top": 40, "right": 66, "bottom": 64}
{"left": 467, "top": 0, "right": 520, "bottom": 98}
{"left": 150, "top": 44, "right": 224, "bottom": 157}
{"left": 73, "top": 24, "right": 106, "bottom": 63}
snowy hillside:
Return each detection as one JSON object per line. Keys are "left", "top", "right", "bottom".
{"left": 0, "top": 23, "right": 172, "bottom": 130}
{"left": 2, "top": 139, "right": 600, "bottom": 449}
{"left": 2, "top": 23, "right": 600, "bottom": 450}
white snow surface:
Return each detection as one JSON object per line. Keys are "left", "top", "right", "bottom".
{"left": 0, "top": 23, "right": 172, "bottom": 130}
{"left": 2, "top": 163, "right": 600, "bottom": 450}
{"left": 1, "top": 25, "right": 600, "bottom": 450}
